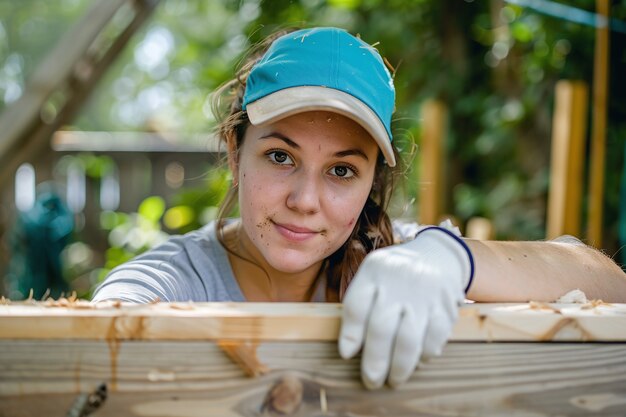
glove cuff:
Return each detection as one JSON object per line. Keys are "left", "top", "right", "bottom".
{"left": 415, "top": 226, "right": 475, "bottom": 293}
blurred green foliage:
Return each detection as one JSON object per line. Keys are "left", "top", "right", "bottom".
{"left": 164, "top": 168, "right": 232, "bottom": 234}
{"left": 2, "top": 0, "right": 626, "bottom": 253}
{"left": 89, "top": 167, "right": 231, "bottom": 296}
{"left": 0, "top": 0, "right": 93, "bottom": 111}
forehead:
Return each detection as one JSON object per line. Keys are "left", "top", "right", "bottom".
{"left": 246, "top": 111, "right": 379, "bottom": 153}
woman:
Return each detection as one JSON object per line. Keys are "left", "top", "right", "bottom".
{"left": 93, "top": 27, "right": 626, "bottom": 389}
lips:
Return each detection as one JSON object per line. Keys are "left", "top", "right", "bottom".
{"left": 273, "top": 221, "right": 320, "bottom": 242}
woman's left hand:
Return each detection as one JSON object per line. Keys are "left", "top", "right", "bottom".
{"left": 338, "top": 226, "right": 473, "bottom": 389}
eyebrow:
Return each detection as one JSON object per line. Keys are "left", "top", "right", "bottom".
{"left": 259, "top": 132, "right": 300, "bottom": 149}
{"left": 334, "top": 149, "right": 370, "bottom": 161}
{"left": 260, "top": 132, "right": 370, "bottom": 161}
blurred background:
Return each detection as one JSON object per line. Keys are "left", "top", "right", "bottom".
{"left": 0, "top": 0, "right": 625, "bottom": 300}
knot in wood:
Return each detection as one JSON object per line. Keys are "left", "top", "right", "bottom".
{"left": 264, "top": 373, "right": 303, "bottom": 415}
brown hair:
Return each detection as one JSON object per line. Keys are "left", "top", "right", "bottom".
{"left": 212, "top": 29, "right": 402, "bottom": 300}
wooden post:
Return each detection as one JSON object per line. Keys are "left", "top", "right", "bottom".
{"left": 587, "top": 0, "right": 610, "bottom": 247}
{"left": 0, "top": 0, "right": 161, "bottom": 190}
{"left": 418, "top": 100, "right": 447, "bottom": 225}
{"left": 466, "top": 216, "right": 495, "bottom": 240}
{"left": 546, "top": 81, "right": 588, "bottom": 240}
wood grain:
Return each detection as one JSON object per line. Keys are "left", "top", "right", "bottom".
{"left": 1, "top": 341, "right": 625, "bottom": 416}
{"left": 2, "top": 302, "right": 625, "bottom": 416}
{"left": 1, "top": 302, "right": 625, "bottom": 342}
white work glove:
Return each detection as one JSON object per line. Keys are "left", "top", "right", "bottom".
{"left": 339, "top": 225, "right": 474, "bottom": 389}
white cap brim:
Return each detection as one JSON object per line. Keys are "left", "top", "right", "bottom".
{"left": 246, "top": 86, "right": 396, "bottom": 167}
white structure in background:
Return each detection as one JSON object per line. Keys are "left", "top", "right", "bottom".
{"left": 100, "top": 166, "right": 120, "bottom": 211}
{"left": 15, "top": 163, "right": 36, "bottom": 212}
{"left": 66, "top": 159, "right": 86, "bottom": 214}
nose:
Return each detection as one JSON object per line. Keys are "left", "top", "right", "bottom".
{"left": 286, "top": 168, "right": 322, "bottom": 214}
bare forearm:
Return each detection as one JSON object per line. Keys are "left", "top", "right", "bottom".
{"left": 465, "top": 239, "right": 626, "bottom": 302}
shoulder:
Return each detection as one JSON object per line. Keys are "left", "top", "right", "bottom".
{"left": 92, "top": 221, "right": 229, "bottom": 303}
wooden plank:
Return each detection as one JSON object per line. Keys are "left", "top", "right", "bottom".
{"left": 2, "top": 302, "right": 626, "bottom": 415}
{"left": 0, "top": 341, "right": 625, "bottom": 416}
{"left": 418, "top": 99, "right": 447, "bottom": 225}
{"left": 587, "top": 0, "right": 611, "bottom": 247}
{"left": 1, "top": 302, "right": 626, "bottom": 342}
{"left": 546, "top": 80, "right": 588, "bottom": 240}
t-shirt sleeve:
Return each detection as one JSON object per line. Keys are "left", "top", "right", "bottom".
{"left": 391, "top": 220, "right": 421, "bottom": 243}
{"left": 391, "top": 218, "right": 463, "bottom": 243}
{"left": 91, "top": 237, "right": 206, "bottom": 303}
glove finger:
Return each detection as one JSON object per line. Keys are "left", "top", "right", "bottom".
{"left": 422, "top": 313, "right": 454, "bottom": 359}
{"left": 339, "top": 281, "right": 377, "bottom": 359}
{"left": 361, "top": 294, "right": 402, "bottom": 389}
{"left": 388, "top": 307, "right": 427, "bottom": 387}
{"left": 422, "top": 286, "right": 460, "bottom": 359}
{"left": 441, "top": 288, "right": 461, "bottom": 323}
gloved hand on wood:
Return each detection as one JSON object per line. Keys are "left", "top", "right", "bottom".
{"left": 339, "top": 225, "right": 474, "bottom": 388}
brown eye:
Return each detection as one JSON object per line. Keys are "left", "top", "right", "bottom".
{"left": 274, "top": 152, "right": 287, "bottom": 163}
{"left": 329, "top": 165, "right": 355, "bottom": 178}
{"left": 268, "top": 151, "right": 293, "bottom": 165}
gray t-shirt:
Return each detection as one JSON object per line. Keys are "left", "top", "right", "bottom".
{"left": 92, "top": 219, "right": 422, "bottom": 303}
{"left": 92, "top": 221, "right": 246, "bottom": 302}
{"left": 91, "top": 219, "right": 583, "bottom": 304}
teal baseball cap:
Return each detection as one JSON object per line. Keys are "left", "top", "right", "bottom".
{"left": 242, "top": 27, "right": 396, "bottom": 167}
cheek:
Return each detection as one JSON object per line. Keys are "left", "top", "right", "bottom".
{"left": 238, "top": 168, "right": 284, "bottom": 221}
{"left": 253, "top": 217, "right": 273, "bottom": 246}
{"left": 326, "top": 187, "right": 370, "bottom": 231}
{"left": 238, "top": 170, "right": 263, "bottom": 218}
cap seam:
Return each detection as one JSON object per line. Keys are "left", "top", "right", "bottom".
{"left": 331, "top": 29, "right": 338, "bottom": 88}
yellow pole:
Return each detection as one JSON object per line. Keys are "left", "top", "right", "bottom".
{"left": 587, "top": 0, "right": 610, "bottom": 247}
{"left": 418, "top": 100, "right": 447, "bottom": 225}
{"left": 546, "top": 81, "right": 588, "bottom": 239}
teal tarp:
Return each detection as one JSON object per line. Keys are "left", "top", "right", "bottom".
{"left": 6, "top": 187, "right": 73, "bottom": 300}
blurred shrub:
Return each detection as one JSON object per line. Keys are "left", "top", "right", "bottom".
{"left": 88, "top": 167, "right": 231, "bottom": 297}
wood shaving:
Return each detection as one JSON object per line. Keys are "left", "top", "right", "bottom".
{"left": 320, "top": 387, "right": 328, "bottom": 414}
{"left": 43, "top": 295, "right": 92, "bottom": 309}
{"left": 555, "top": 289, "right": 588, "bottom": 303}
{"left": 581, "top": 299, "right": 613, "bottom": 310}
{"left": 22, "top": 288, "right": 38, "bottom": 305}
{"left": 169, "top": 302, "right": 196, "bottom": 310}
{"left": 528, "top": 301, "right": 561, "bottom": 313}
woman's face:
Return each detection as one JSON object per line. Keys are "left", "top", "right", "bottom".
{"left": 232, "top": 111, "right": 379, "bottom": 274}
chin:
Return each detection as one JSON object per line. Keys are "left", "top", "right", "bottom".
{"left": 264, "top": 249, "right": 324, "bottom": 274}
